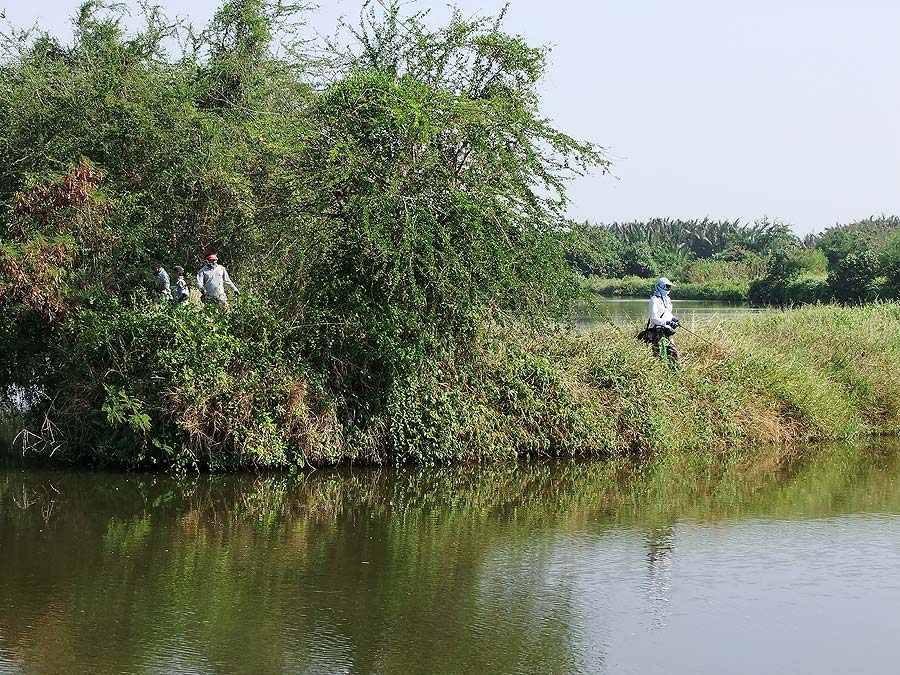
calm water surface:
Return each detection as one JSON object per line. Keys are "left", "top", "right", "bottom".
{"left": 578, "top": 297, "right": 762, "bottom": 331}
{"left": 2, "top": 444, "right": 900, "bottom": 674}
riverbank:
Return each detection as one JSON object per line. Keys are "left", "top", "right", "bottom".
{"left": 582, "top": 276, "right": 750, "bottom": 301}
{"left": 5, "top": 303, "right": 900, "bottom": 469}
{"left": 581, "top": 274, "right": 831, "bottom": 305}
{"left": 459, "top": 302, "right": 900, "bottom": 460}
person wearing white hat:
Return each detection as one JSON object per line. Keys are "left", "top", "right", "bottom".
{"left": 648, "top": 277, "right": 680, "bottom": 362}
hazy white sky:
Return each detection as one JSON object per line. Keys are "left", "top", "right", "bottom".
{"left": 5, "top": 0, "right": 900, "bottom": 234}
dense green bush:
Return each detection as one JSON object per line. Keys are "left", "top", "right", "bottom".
{"left": 784, "top": 274, "right": 829, "bottom": 305}
{"left": 0, "top": 0, "right": 613, "bottom": 467}
{"left": 621, "top": 242, "right": 660, "bottom": 277}
{"left": 10, "top": 299, "right": 900, "bottom": 468}
{"left": 878, "top": 232, "right": 900, "bottom": 297}
{"left": 748, "top": 246, "right": 802, "bottom": 306}
{"left": 828, "top": 249, "right": 881, "bottom": 304}
{"left": 681, "top": 252, "right": 766, "bottom": 284}
{"left": 562, "top": 221, "right": 625, "bottom": 277}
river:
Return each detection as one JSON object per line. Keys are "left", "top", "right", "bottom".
{"left": 2, "top": 442, "right": 900, "bottom": 674}
{"left": 577, "top": 297, "right": 762, "bottom": 331}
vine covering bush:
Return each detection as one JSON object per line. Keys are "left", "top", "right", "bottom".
{"left": 0, "top": 0, "right": 608, "bottom": 468}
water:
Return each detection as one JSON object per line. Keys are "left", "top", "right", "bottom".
{"left": 578, "top": 297, "right": 761, "bottom": 330}
{"left": 2, "top": 444, "right": 900, "bottom": 674}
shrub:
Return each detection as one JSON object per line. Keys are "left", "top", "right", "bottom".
{"left": 828, "top": 249, "right": 881, "bottom": 304}
{"left": 682, "top": 254, "right": 765, "bottom": 284}
{"left": 561, "top": 222, "right": 625, "bottom": 278}
{"left": 878, "top": 232, "right": 900, "bottom": 299}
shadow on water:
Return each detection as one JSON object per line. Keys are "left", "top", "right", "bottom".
{"left": 2, "top": 440, "right": 900, "bottom": 674}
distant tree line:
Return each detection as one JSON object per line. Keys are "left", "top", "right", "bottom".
{"left": 563, "top": 215, "right": 900, "bottom": 305}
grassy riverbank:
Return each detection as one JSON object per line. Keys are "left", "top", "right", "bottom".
{"left": 2, "top": 3, "right": 897, "bottom": 471}
{"left": 7, "top": 302, "right": 900, "bottom": 469}
{"left": 458, "top": 302, "right": 900, "bottom": 460}
{"left": 582, "top": 274, "right": 833, "bottom": 306}
{"left": 582, "top": 276, "right": 751, "bottom": 301}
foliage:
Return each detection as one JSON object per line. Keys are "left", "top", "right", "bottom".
{"left": 878, "top": 232, "right": 900, "bottom": 298}
{"left": 561, "top": 221, "right": 624, "bottom": 277}
{"left": 793, "top": 247, "right": 828, "bottom": 276}
{"left": 32, "top": 296, "right": 333, "bottom": 469}
{"left": 0, "top": 0, "right": 610, "bottom": 467}
{"left": 569, "top": 214, "right": 899, "bottom": 308}
{"left": 291, "top": 8, "right": 607, "bottom": 407}
{"left": 747, "top": 245, "right": 803, "bottom": 306}
{"left": 681, "top": 251, "right": 767, "bottom": 284}
{"left": 782, "top": 274, "right": 828, "bottom": 305}
{"left": 601, "top": 217, "right": 797, "bottom": 259}
{"left": 582, "top": 276, "right": 749, "bottom": 302}
{"left": 620, "top": 241, "right": 659, "bottom": 277}
{"left": 811, "top": 215, "right": 900, "bottom": 262}
{"left": 827, "top": 249, "right": 882, "bottom": 304}
{"left": 3, "top": 2, "right": 899, "bottom": 469}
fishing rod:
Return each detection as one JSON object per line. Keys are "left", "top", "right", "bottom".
{"left": 673, "top": 322, "right": 720, "bottom": 348}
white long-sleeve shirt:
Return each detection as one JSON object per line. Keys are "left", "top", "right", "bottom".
{"left": 649, "top": 294, "right": 674, "bottom": 327}
{"left": 174, "top": 275, "right": 189, "bottom": 303}
{"left": 154, "top": 269, "right": 170, "bottom": 292}
{"left": 196, "top": 263, "right": 238, "bottom": 299}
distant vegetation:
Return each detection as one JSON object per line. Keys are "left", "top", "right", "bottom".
{"left": 564, "top": 215, "right": 900, "bottom": 305}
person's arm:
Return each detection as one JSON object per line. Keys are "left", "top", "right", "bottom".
{"left": 223, "top": 267, "right": 239, "bottom": 295}
{"left": 196, "top": 269, "right": 205, "bottom": 294}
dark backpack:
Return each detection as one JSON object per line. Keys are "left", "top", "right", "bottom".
{"left": 636, "top": 320, "right": 654, "bottom": 343}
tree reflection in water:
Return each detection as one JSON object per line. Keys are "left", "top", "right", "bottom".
{"left": 1, "top": 441, "right": 899, "bottom": 674}
{"left": 644, "top": 526, "right": 675, "bottom": 630}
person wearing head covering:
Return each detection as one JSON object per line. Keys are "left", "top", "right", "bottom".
{"left": 648, "top": 277, "right": 680, "bottom": 362}
{"left": 172, "top": 266, "right": 190, "bottom": 306}
{"left": 153, "top": 263, "right": 172, "bottom": 302}
{"left": 196, "top": 253, "right": 240, "bottom": 306}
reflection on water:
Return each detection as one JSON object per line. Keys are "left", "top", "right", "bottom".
{"left": 578, "top": 297, "right": 763, "bottom": 331}
{"left": 643, "top": 527, "right": 675, "bottom": 630}
{"left": 2, "top": 444, "right": 900, "bottom": 674}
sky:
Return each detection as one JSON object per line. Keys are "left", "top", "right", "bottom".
{"left": 4, "top": 0, "right": 900, "bottom": 235}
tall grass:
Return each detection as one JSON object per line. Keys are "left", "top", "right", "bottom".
{"left": 468, "top": 303, "right": 900, "bottom": 460}
{"left": 8, "top": 303, "right": 900, "bottom": 469}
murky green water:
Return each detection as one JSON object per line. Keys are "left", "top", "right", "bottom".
{"left": 578, "top": 297, "right": 761, "bottom": 330}
{"left": 2, "top": 444, "right": 900, "bottom": 674}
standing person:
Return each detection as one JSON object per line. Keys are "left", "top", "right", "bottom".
{"left": 196, "top": 253, "right": 240, "bottom": 306}
{"left": 648, "top": 277, "right": 680, "bottom": 363}
{"left": 153, "top": 263, "right": 172, "bottom": 302}
{"left": 172, "top": 266, "right": 190, "bottom": 306}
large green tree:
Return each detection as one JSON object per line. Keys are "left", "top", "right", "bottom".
{"left": 0, "top": 1, "right": 606, "bottom": 467}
